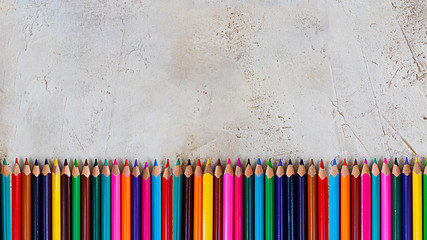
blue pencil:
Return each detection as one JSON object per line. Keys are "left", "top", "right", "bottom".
{"left": 402, "top": 158, "right": 412, "bottom": 240}
{"left": 255, "top": 159, "right": 265, "bottom": 240}
{"left": 101, "top": 159, "right": 111, "bottom": 240}
{"left": 152, "top": 160, "right": 162, "bottom": 240}
{"left": 276, "top": 159, "right": 286, "bottom": 240}
{"left": 32, "top": 159, "right": 42, "bottom": 240}
{"left": 328, "top": 159, "right": 339, "bottom": 240}
{"left": 286, "top": 160, "right": 297, "bottom": 240}
{"left": 0, "top": 159, "right": 11, "bottom": 240}
{"left": 371, "top": 159, "right": 380, "bottom": 240}
{"left": 173, "top": 159, "right": 183, "bottom": 240}
{"left": 296, "top": 159, "right": 307, "bottom": 240}
{"left": 131, "top": 160, "right": 141, "bottom": 240}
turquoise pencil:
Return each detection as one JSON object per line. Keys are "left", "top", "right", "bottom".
{"left": 152, "top": 160, "right": 162, "bottom": 240}
{"left": 371, "top": 159, "right": 380, "bottom": 240}
{"left": 328, "top": 159, "right": 339, "bottom": 240}
{"left": 173, "top": 159, "right": 183, "bottom": 240}
{"left": 254, "top": 159, "right": 264, "bottom": 240}
{"left": 101, "top": 159, "right": 111, "bottom": 240}
{"left": 1, "top": 159, "right": 11, "bottom": 240}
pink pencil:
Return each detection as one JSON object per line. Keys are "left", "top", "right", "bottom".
{"left": 234, "top": 158, "right": 243, "bottom": 240}
{"left": 381, "top": 158, "right": 391, "bottom": 240}
{"left": 111, "top": 159, "right": 121, "bottom": 240}
{"left": 142, "top": 162, "right": 151, "bottom": 240}
{"left": 361, "top": 159, "right": 371, "bottom": 240}
{"left": 223, "top": 159, "right": 234, "bottom": 240}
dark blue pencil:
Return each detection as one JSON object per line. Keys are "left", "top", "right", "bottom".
{"left": 297, "top": 159, "right": 307, "bottom": 240}
{"left": 402, "top": 158, "right": 412, "bottom": 240}
{"left": 286, "top": 160, "right": 297, "bottom": 240}
{"left": 131, "top": 160, "right": 141, "bottom": 240}
{"left": 41, "top": 159, "right": 52, "bottom": 240}
{"left": 276, "top": 159, "right": 286, "bottom": 240}
{"left": 32, "top": 159, "right": 42, "bottom": 240}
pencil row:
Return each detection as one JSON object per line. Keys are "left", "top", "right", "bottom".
{"left": 0, "top": 157, "right": 426, "bottom": 240}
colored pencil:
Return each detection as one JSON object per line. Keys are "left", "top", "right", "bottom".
{"left": 122, "top": 160, "right": 131, "bottom": 240}
{"left": 71, "top": 160, "right": 81, "bottom": 240}
{"left": 41, "top": 159, "right": 52, "bottom": 240}
{"left": 381, "top": 159, "right": 391, "bottom": 240}
{"left": 328, "top": 159, "right": 339, "bottom": 240}
{"left": 1, "top": 159, "right": 11, "bottom": 240}
{"left": 423, "top": 163, "right": 427, "bottom": 240}
{"left": 371, "top": 159, "right": 380, "bottom": 240}
{"left": 340, "top": 159, "right": 350, "bottom": 240}
{"left": 91, "top": 160, "right": 100, "bottom": 240}
{"left": 223, "top": 159, "right": 234, "bottom": 240}
{"left": 350, "top": 160, "right": 361, "bottom": 240}
{"left": 203, "top": 159, "right": 213, "bottom": 240}
{"left": 61, "top": 159, "right": 71, "bottom": 240}
{"left": 254, "top": 159, "right": 264, "bottom": 240}
{"left": 287, "top": 160, "right": 296, "bottom": 240}
{"left": 402, "top": 158, "right": 412, "bottom": 240}
{"left": 391, "top": 158, "right": 401, "bottom": 240}
{"left": 234, "top": 159, "right": 243, "bottom": 240}
{"left": 213, "top": 160, "right": 223, "bottom": 240}
{"left": 81, "top": 160, "right": 90, "bottom": 240}
{"left": 131, "top": 160, "right": 141, "bottom": 240}
{"left": 32, "top": 159, "right": 42, "bottom": 240}
{"left": 111, "top": 159, "right": 121, "bottom": 240}
{"left": 101, "top": 160, "right": 111, "bottom": 240}
{"left": 194, "top": 159, "right": 203, "bottom": 240}
{"left": 318, "top": 159, "right": 328, "bottom": 240}
{"left": 22, "top": 159, "right": 32, "bottom": 240}
{"left": 412, "top": 158, "right": 422, "bottom": 240}
{"left": 265, "top": 159, "right": 275, "bottom": 240}
{"left": 173, "top": 159, "right": 183, "bottom": 240}
{"left": 297, "top": 159, "right": 307, "bottom": 240}
{"left": 52, "top": 159, "right": 61, "bottom": 240}
{"left": 183, "top": 160, "right": 194, "bottom": 240}
{"left": 12, "top": 159, "right": 21, "bottom": 240}
{"left": 142, "top": 162, "right": 151, "bottom": 240}
{"left": 152, "top": 160, "right": 162, "bottom": 240}
{"left": 275, "top": 159, "right": 285, "bottom": 240}
{"left": 307, "top": 160, "right": 317, "bottom": 240}
{"left": 361, "top": 159, "right": 371, "bottom": 240}
{"left": 162, "top": 160, "right": 173, "bottom": 240}
{"left": 244, "top": 159, "right": 254, "bottom": 240}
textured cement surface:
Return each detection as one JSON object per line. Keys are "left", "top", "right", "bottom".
{"left": 0, "top": 0, "right": 426, "bottom": 167}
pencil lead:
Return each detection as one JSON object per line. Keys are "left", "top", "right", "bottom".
{"left": 384, "top": 158, "right": 388, "bottom": 165}
{"left": 197, "top": 159, "right": 201, "bottom": 166}
{"left": 206, "top": 159, "right": 210, "bottom": 166}
{"left": 187, "top": 159, "right": 191, "bottom": 166}
{"left": 278, "top": 159, "right": 282, "bottom": 166}
{"left": 15, "top": 158, "right": 18, "bottom": 164}
{"left": 300, "top": 159, "right": 304, "bottom": 165}
{"left": 125, "top": 159, "right": 129, "bottom": 166}
{"left": 54, "top": 158, "right": 58, "bottom": 166}
{"left": 104, "top": 159, "right": 108, "bottom": 166}
{"left": 216, "top": 159, "right": 221, "bottom": 166}
{"left": 134, "top": 160, "right": 138, "bottom": 167}
{"left": 247, "top": 159, "right": 251, "bottom": 165}
{"left": 154, "top": 160, "right": 158, "bottom": 167}
{"left": 44, "top": 159, "right": 48, "bottom": 165}
{"left": 227, "top": 158, "right": 231, "bottom": 164}
{"left": 310, "top": 159, "right": 314, "bottom": 165}
{"left": 144, "top": 162, "right": 148, "bottom": 169}
{"left": 114, "top": 159, "right": 118, "bottom": 165}
{"left": 3, "top": 158, "right": 7, "bottom": 165}
{"left": 84, "top": 159, "right": 88, "bottom": 166}
{"left": 35, "top": 159, "right": 39, "bottom": 165}
{"left": 94, "top": 159, "right": 98, "bottom": 166}
{"left": 332, "top": 159, "right": 337, "bottom": 166}
{"left": 64, "top": 159, "right": 68, "bottom": 166}
{"left": 364, "top": 159, "right": 367, "bottom": 164}
{"left": 166, "top": 159, "right": 170, "bottom": 168}
{"left": 373, "top": 158, "right": 377, "bottom": 164}
{"left": 257, "top": 158, "right": 261, "bottom": 165}
{"left": 320, "top": 159, "right": 324, "bottom": 168}
{"left": 268, "top": 158, "right": 273, "bottom": 167}
{"left": 394, "top": 158, "right": 398, "bottom": 165}
{"left": 237, "top": 158, "right": 241, "bottom": 167}
{"left": 74, "top": 159, "right": 78, "bottom": 167}
{"left": 405, "top": 157, "right": 409, "bottom": 165}
{"left": 354, "top": 159, "right": 357, "bottom": 165}
{"left": 287, "top": 159, "right": 292, "bottom": 165}
{"left": 415, "top": 157, "right": 419, "bottom": 163}
{"left": 343, "top": 159, "right": 347, "bottom": 166}
{"left": 177, "top": 159, "right": 181, "bottom": 165}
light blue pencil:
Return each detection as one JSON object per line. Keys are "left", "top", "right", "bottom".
{"left": 101, "top": 159, "right": 111, "bottom": 240}
{"left": 372, "top": 158, "right": 381, "bottom": 240}
{"left": 329, "top": 159, "right": 339, "bottom": 240}
{"left": 255, "top": 159, "right": 265, "bottom": 240}
{"left": 152, "top": 160, "right": 162, "bottom": 240}
{"left": 1, "top": 159, "right": 11, "bottom": 240}
{"left": 173, "top": 159, "right": 183, "bottom": 240}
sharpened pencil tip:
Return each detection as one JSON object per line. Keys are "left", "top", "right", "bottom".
{"left": 197, "top": 159, "right": 201, "bottom": 166}
{"left": 216, "top": 159, "right": 221, "bottom": 166}
{"left": 247, "top": 159, "right": 251, "bottom": 165}
{"left": 278, "top": 159, "right": 282, "bottom": 166}
{"left": 104, "top": 159, "right": 108, "bottom": 166}
{"left": 144, "top": 162, "right": 148, "bottom": 169}
{"left": 310, "top": 159, "right": 314, "bottom": 165}
{"left": 394, "top": 158, "right": 398, "bottom": 165}
{"left": 64, "top": 159, "right": 68, "bottom": 166}
{"left": 415, "top": 157, "right": 418, "bottom": 163}
{"left": 166, "top": 159, "right": 170, "bottom": 168}
{"left": 124, "top": 159, "right": 129, "bottom": 166}
{"left": 114, "top": 159, "right": 118, "bottom": 165}
{"left": 354, "top": 159, "right": 357, "bottom": 165}
{"left": 373, "top": 158, "right": 377, "bottom": 164}
{"left": 176, "top": 159, "right": 180, "bottom": 165}
{"left": 257, "top": 158, "right": 261, "bottom": 165}
{"left": 405, "top": 158, "right": 409, "bottom": 165}
{"left": 84, "top": 159, "right": 88, "bottom": 166}
{"left": 44, "top": 159, "right": 48, "bottom": 165}
{"left": 154, "top": 160, "right": 158, "bottom": 166}
{"left": 332, "top": 159, "right": 337, "bottom": 166}
{"left": 227, "top": 159, "right": 231, "bottom": 164}
{"left": 237, "top": 158, "right": 241, "bottom": 167}
{"left": 206, "top": 159, "right": 210, "bottom": 166}
{"left": 134, "top": 160, "right": 138, "bottom": 167}
{"left": 343, "top": 159, "right": 347, "bottom": 166}
{"left": 3, "top": 158, "right": 7, "bottom": 165}
{"left": 300, "top": 159, "right": 304, "bottom": 165}
{"left": 187, "top": 159, "right": 191, "bottom": 166}
{"left": 74, "top": 160, "right": 78, "bottom": 167}
{"left": 35, "top": 159, "right": 38, "bottom": 165}
{"left": 268, "top": 158, "right": 273, "bottom": 167}
{"left": 15, "top": 158, "right": 18, "bottom": 164}
{"left": 94, "top": 159, "right": 97, "bottom": 166}
{"left": 364, "top": 159, "right": 367, "bottom": 164}
{"left": 384, "top": 158, "right": 388, "bottom": 165}
{"left": 320, "top": 159, "right": 324, "bottom": 168}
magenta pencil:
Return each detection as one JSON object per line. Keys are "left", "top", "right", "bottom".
{"left": 361, "top": 159, "right": 371, "bottom": 240}
{"left": 381, "top": 158, "right": 391, "bottom": 240}
{"left": 234, "top": 159, "right": 243, "bottom": 240}
{"left": 223, "top": 159, "right": 234, "bottom": 240}
{"left": 142, "top": 162, "right": 151, "bottom": 240}
{"left": 111, "top": 159, "right": 121, "bottom": 240}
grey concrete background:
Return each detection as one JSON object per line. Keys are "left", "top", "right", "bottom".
{"left": 0, "top": 0, "right": 426, "bottom": 168}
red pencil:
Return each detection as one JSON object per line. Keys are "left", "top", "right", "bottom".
{"left": 318, "top": 159, "right": 328, "bottom": 240}
{"left": 162, "top": 159, "right": 173, "bottom": 240}
{"left": 12, "top": 159, "right": 21, "bottom": 240}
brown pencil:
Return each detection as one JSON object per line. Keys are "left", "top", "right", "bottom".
{"left": 61, "top": 159, "right": 71, "bottom": 240}
{"left": 307, "top": 160, "right": 317, "bottom": 240}
{"left": 22, "top": 159, "right": 31, "bottom": 240}
{"left": 351, "top": 160, "right": 361, "bottom": 240}
{"left": 214, "top": 159, "right": 223, "bottom": 240}
{"left": 81, "top": 160, "right": 91, "bottom": 240}
{"left": 183, "top": 160, "right": 194, "bottom": 240}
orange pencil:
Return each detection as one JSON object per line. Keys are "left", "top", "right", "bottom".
{"left": 121, "top": 160, "right": 131, "bottom": 240}
{"left": 340, "top": 159, "right": 350, "bottom": 240}
{"left": 194, "top": 159, "right": 203, "bottom": 240}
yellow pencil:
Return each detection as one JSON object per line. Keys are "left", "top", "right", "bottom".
{"left": 413, "top": 157, "right": 422, "bottom": 240}
{"left": 52, "top": 158, "right": 61, "bottom": 240}
{"left": 202, "top": 159, "right": 213, "bottom": 240}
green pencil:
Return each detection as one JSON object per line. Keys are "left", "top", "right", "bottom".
{"left": 91, "top": 159, "right": 101, "bottom": 240}
{"left": 265, "top": 159, "right": 275, "bottom": 240}
{"left": 244, "top": 159, "right": 254, "bottom": 240}
{"left": 391, "top": 158, "right": 401, "bottom": 240}
{"left": 71, "top": 159, "right": 81, "bottom": 240}
{"left": 423, "top": 163, "right": 427, "bottom": 240}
